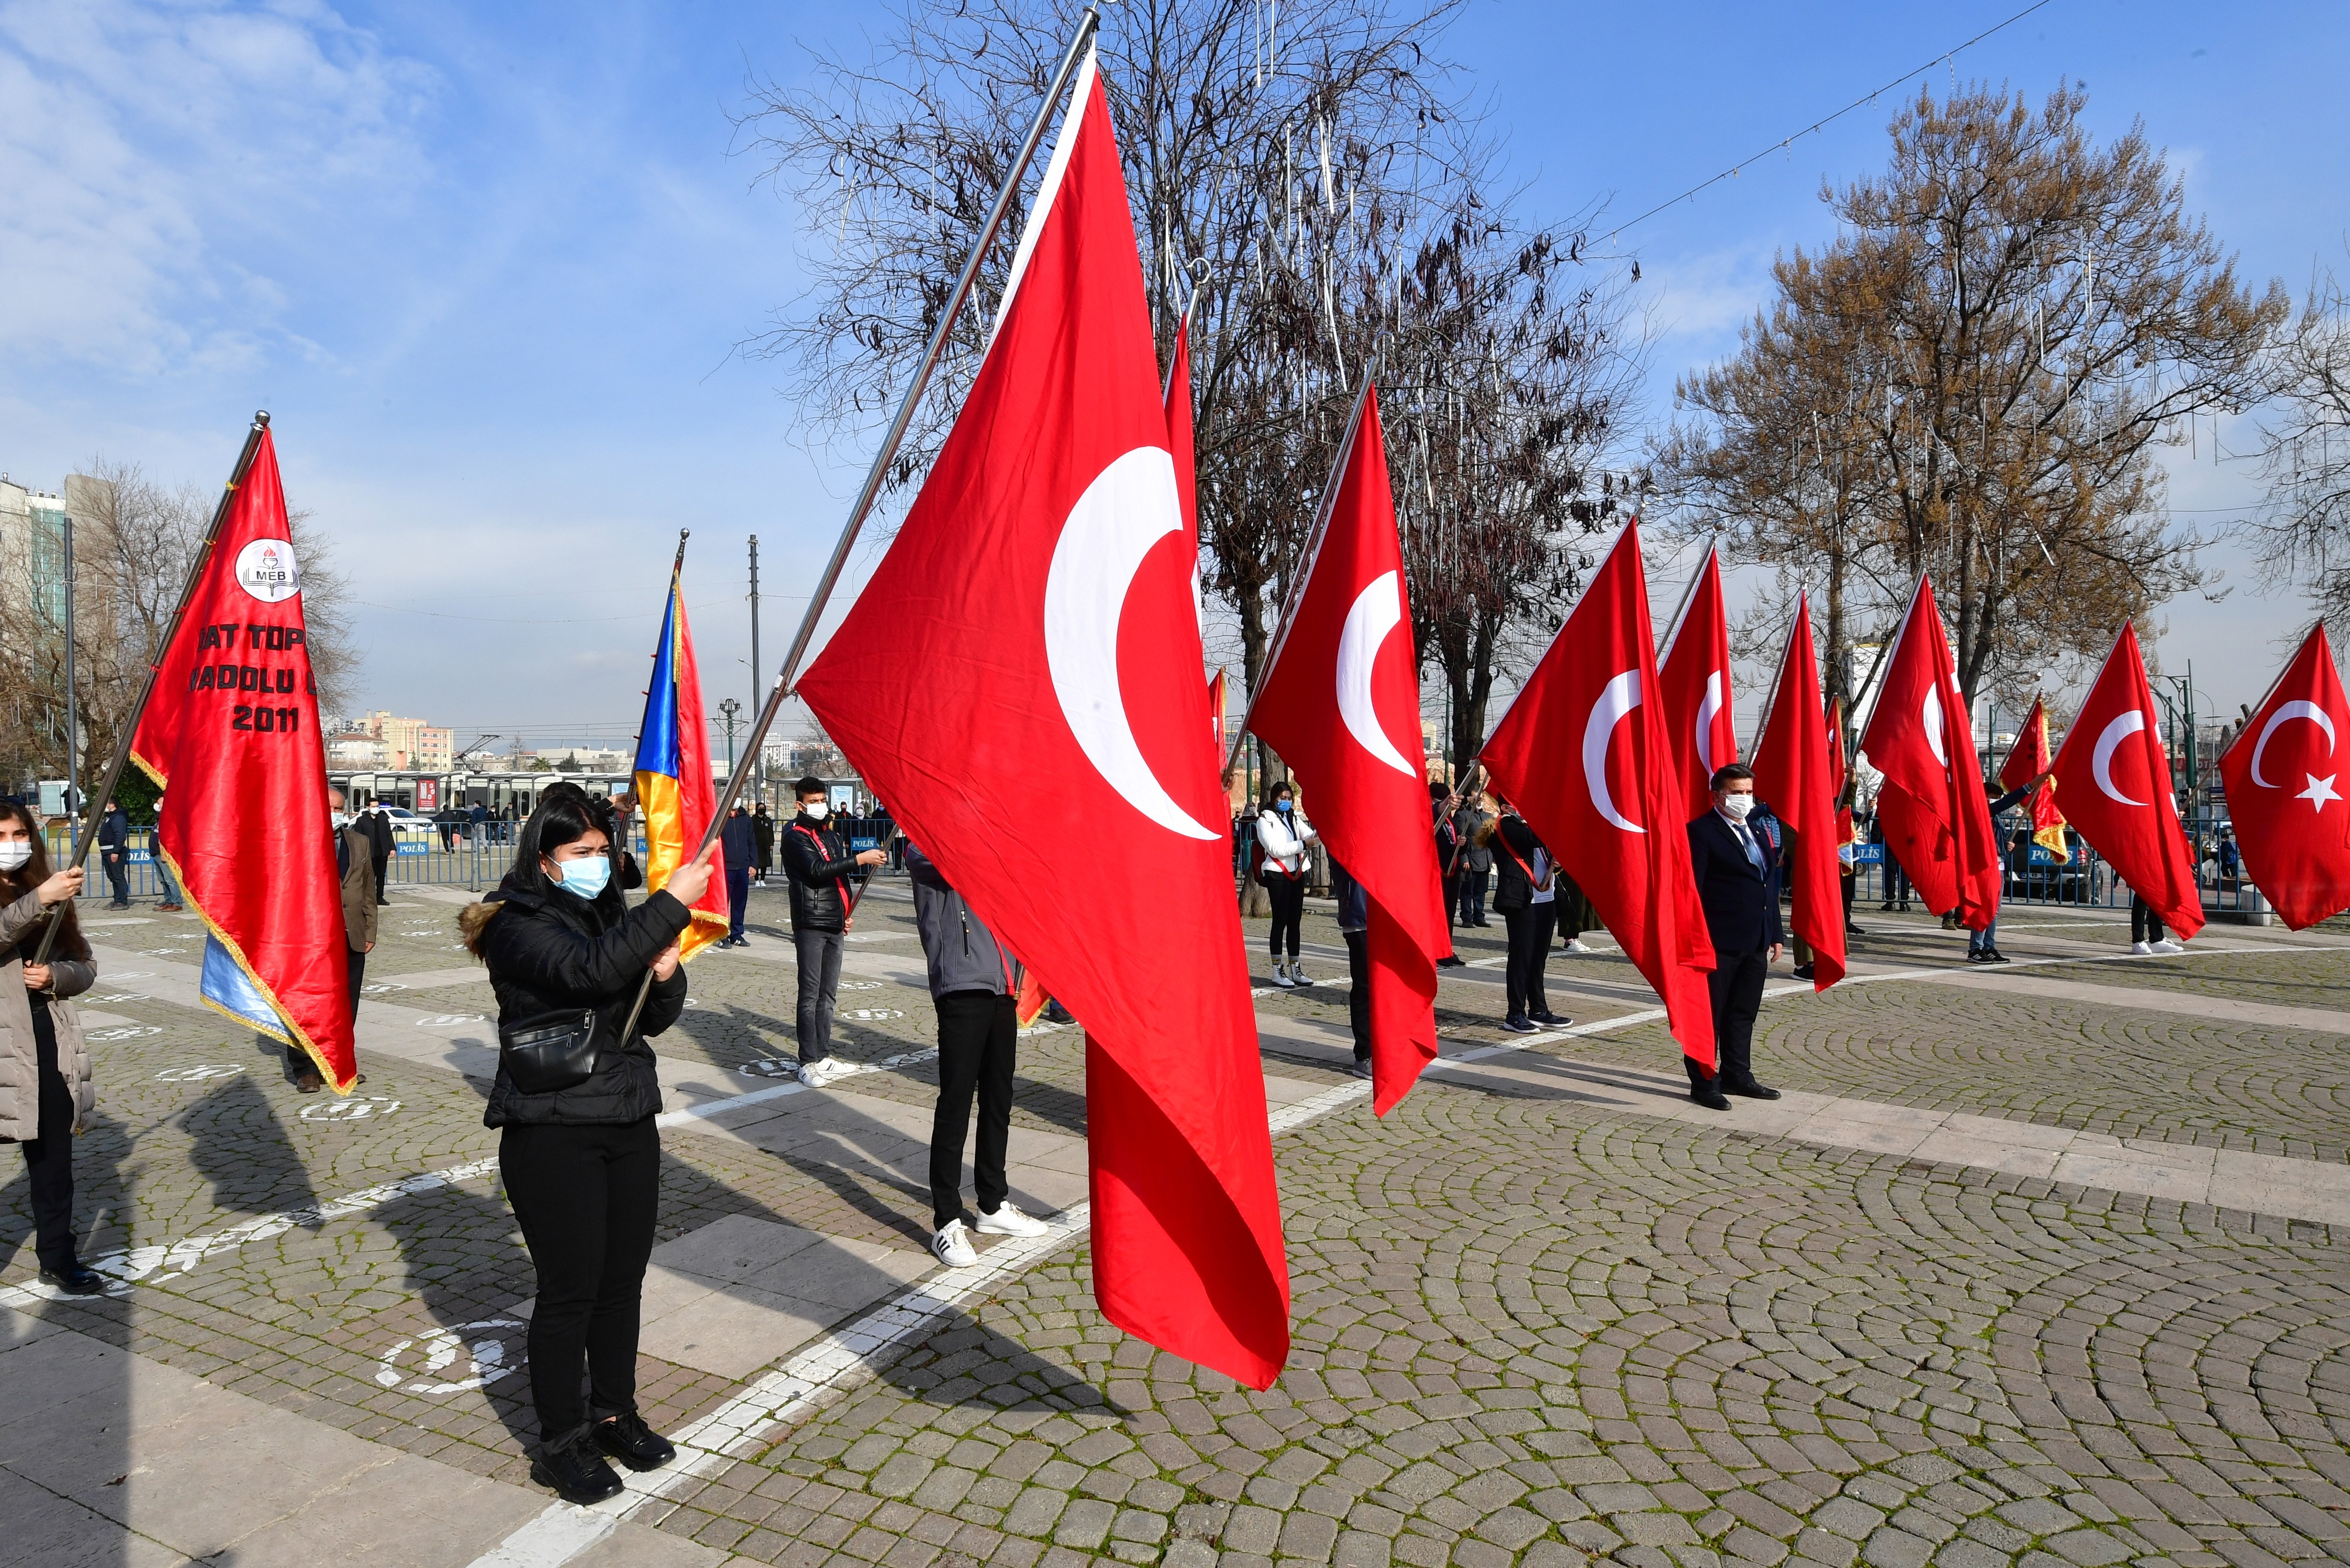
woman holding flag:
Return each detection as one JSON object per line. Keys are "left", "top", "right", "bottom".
{"left": 460, "top": 793, "right": 717, "bottom": 1505}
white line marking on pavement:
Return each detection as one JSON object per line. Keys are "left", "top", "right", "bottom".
{"left": 0, "top": 1157, "right": 501, "bottom": 1309}
{"left": 464, "top": 1501, "right": 618, "bottom": 1567}
{"left": 652, "top": 1046, "right": 942, "bottom": 1130}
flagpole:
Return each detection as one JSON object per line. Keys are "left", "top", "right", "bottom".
{"left": 615, "top": 6, "right": 1103, "bottom": 1041}
{"left": 1655, "top": 539, "right": 1715, "bottom": 671}
{"left": 1748, "top": 595, "right": 1804, "bottom": 764}
{"left": 33, "top": 412, "right": 271, "bottom": 968}
{"left": 1225, "top": 373, "right": 1376, "bottom": 774}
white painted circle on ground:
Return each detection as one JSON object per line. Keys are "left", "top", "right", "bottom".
{"left": 373, "top": 1318, "right": 524, "bottom": 1394}
{"left": 88, "top": 1025, "right": 164, "bottom": 1042}
{"left": 157, "top": 1064, "right": 246, "bottom": 1081}
{"left": 842, "top": 1008, "right": 904, "bottom": 1021}
{"left": 414, "top": 1014, "right": 486, "bottom": 1027}
{"left": 737, "top": 1058, "right": 800, "bottom": 1078}
{"left": 838, "top": 980, "right": 883, "bottom": 991}
{"left": 360, "top": 982, "right": 407, "bottom": 994}
{"left": 299, "top": 1095, "right": 403, "bottom": 1122}
{"left": 137, "top": 948, "right": 187, "bottom": 957}
{"left": 97, "top": 992, "right": 151, "bottom": 1003}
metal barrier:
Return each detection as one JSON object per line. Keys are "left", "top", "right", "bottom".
{"left": 1849, "top": 806, "right": 2268, "bottom": 921}
{"left": 49, "top": 823, "right": 658, "bottom": 901}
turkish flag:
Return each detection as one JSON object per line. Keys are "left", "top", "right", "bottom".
{"left": 2220, "top": 624, "right": 2350, "bottom": 928}
{"left": 2052, "top": 624, "right": 2203, "bottom": 939}
{"left": 1479, "top": 521, "right": 1718, "bottom": 1067}
{"left": 131, "top": 426, "right": 358, "bottom": 1091}
{"left": 1856, "top": 577, "right": 2001, "bottom": 930}
{"left": 2000, "top": 695, "right": 2069, "bottom": 856}
{"left": 1751, "top": 597, "right": 1845, "bottom": 990}
{"left": 1248, "top": 386, "right": 1447, "bottom": 1114}
{"left": 1658, "top": 544, "right": 1739, "bottom": 822}
{"left": 1826, "top": 697, "right": 1856, "bottom": 848}
{"left": 794, "top": 52, "right": 1289, "bottom": 1389}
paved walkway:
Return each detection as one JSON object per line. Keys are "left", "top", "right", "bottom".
{"left": 4, "top": 887, "right": 2347, "bottom": 1568}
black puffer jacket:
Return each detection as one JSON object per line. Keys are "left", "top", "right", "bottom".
{"left": 470, "top": 879, "right": 691, "bottom": 1128}
{"left": 781, "top": 813, "right": 862, "bottom": 933}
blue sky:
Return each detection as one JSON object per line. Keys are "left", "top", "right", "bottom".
{"left": 4, "top": 0, "right": 2340, "bottom": 752}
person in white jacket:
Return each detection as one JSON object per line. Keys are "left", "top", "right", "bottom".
{"left": 1257, "top": 783, "right": 1319, "bottom": 987}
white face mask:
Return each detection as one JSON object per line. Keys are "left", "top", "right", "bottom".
{"left": 802, "top": 801, "right": 828, "bottom": 820}
{"left": 0, "top": 841, "right": 32, "bottom": 872}
{"left": 1718, "top": 793, "right": 1756, "bottom": 823}
{"left": 331, "top": 812, "right": 348, "bottom": 829}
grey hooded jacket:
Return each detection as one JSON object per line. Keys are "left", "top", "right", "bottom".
{"left": 905, "top": 843, "right": 1016, "bottom": 1000}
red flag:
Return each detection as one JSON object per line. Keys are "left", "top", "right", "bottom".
{"left": 1750, "top": 598, "right": 1845, "bottom": 990}
{"left": 1856, "top": 577, "right": 2001, "bottom": 930}
{"left": 131, "top": 427, "right": 357, "bottom": 1091}
{"left": 2053, "top": 624, "right": 2205, "bottom": 940}
{"left": 1247, "top": 386, "right": 1448, "bottom": 1114}
{"left": 1825, "top": 697, "right": 1856, "bottom": 848}
{"left": 1479, "top": 521, "right": 1718, "bottom": 1067}
{"left": 2219, "top": 624, "right": 2350, "bottom": 929}
{"left": 2000, "top": 695, "right": 2068, "bottom": 856}
{"left": 1657, "top": 544, "right": 1739, "bottom": 821}
{"left": 1166, "top": 315, "right": 1198, "bottom": 551}
{"left": 793, "top": 52, "right": 1288, "bottom": 1389}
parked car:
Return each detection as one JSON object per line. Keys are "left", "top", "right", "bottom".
{"left": 375, "top": 806, "right": 436, "bottom": 840}
{"left": 2003, "top": 825, "right": 2096, "bottom": 902}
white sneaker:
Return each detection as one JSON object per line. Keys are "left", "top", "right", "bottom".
{"left": 1564, "top": 939, "right": 1591, "bottom": 953}
{"left": 2129, "top": 941, "right": 2153, "bottom": 955}
{"left": 975, "top": 1201, "right": 1050, "bottom": 1238}
{"left": 930, "top": 1219, "right": 978, "bottom": 1268}
{"left": 797, "top": 1057, "right": 852, "bottom": 1088}
{"left": 1271, "top": 963, "right": 1294, "bottom": 988}
{"left": 2151, "top": 939, "right": 2185, "bottom": 955}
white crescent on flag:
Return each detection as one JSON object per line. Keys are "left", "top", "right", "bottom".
{"left": 1335, "top": 571, "right": 1416, "bottom": 778}
{"left": 2249, "top": 699, "right": 2337, "bottom": 787}
{"left": 2091, "top": 709, "right": 2149, "bottom": 806}
{"left": 1583, "top": 670, "right": 1645, "bottom": 834}
{"left": 1043, "top": 447, "right": 1217, "bottom": 841}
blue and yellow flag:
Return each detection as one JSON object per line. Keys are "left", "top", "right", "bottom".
{"left": 634, "top": 568, "right": 731, "bottom": 959}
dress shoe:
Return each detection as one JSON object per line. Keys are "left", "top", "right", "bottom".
{"left": 39, "top": 1263, "right": 106, "bottom": 1296}
{"left": 1437, "top": 954, "right": 1466, "bottom": 969}
{"left": 594, "top": 1411, "right": 677, "bottom": 1472}
{"left": 1689, "top": 1083, "right": 1731, "bottom": 1110}
{"left": 532, "top": 1443, "right": 626, "bottom": 1503}
{"left": 1725, "top": 1079, "right": 1781, "bottom": 1100}
{"left": 1845, "top": 923, "right": 1866, "bottom": 936}
{"left": 294, "top": 1070, "right": 324, "bottom": 1093}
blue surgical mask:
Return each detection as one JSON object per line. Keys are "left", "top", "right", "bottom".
{"left": 1276, "top": 800, "right": 1293, "bottom": 813}
{"left": 551, "top": 854, "right": 610, "bottom": 899}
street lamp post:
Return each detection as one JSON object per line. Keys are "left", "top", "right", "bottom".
{"left": 719, "top": 698, "right": 741, "bottom": 788}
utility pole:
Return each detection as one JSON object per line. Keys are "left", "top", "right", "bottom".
{"left": 61, "top": 505, "right": 80, "bottom": 852}
{"left": 719, "top": 698, "right": 741, "bottom": 789}
{"left": 748, "top": 535, "right": 762, "bottom": 806}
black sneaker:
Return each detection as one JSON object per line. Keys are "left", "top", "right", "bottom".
{"left": 1436, "top": 954, "right": 1466, "bottom": 969}
{"left": 1790, "top": 963, "right": 1815, "bottom": 980}
{"left": 1979, "top": 948, "right": 2012, "bottom": 964}
{"left": 594, "top": 1411, "right": 677, "bottom": 1472}
{"left": 1531, "top": 1011, "right": 1571, "bottom": 1027}
{"left": 531, "top": 1443, "right": 625, "bottom": 1504}
{"left": 1501, "top": 1015, "right": 1538, "bottom": 1034}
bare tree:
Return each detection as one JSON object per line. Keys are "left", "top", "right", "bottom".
{"left": 2247, "top": 266, "right": 2350, "bottom": 639}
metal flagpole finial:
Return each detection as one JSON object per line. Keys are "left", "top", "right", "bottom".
{"left": 254, "top": 411, "right": 270, "bottom": 427}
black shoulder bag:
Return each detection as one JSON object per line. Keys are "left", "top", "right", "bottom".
{"left": 498, "top": 1008, "right": 602, "bottom": 1094}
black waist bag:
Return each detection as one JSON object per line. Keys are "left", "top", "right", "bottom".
{"left": 498, "top": 1007, "right": 601, "bottom": 1094}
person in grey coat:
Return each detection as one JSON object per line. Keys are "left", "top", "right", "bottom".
{"left": 905, "top": 840, "right": 1053, "bottom": 1269}
{"left": 0, "top": 802, "right": 104, "bottom": 1294}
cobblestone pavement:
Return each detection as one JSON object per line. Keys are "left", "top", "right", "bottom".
{"left": 5, "top": 882, "right": 2348, "bottom": 1568}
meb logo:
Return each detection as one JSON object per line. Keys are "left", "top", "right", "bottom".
{"left": 234, "top": 538, "right": 300, "bottom": 604}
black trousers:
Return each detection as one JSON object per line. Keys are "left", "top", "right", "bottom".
{"left": 1439, "top": 873, "right": 1460, "bottom": 927}
{"left": 725, "top": 868, "right": 751, "bottom": 940}
{"left": 931, "top": 991, "right": 1016, "bottom": 1230}
{"left": 1695, "top": 945, "right": 1768, "bottom": 1089}
{"left": 1502, "top": 902, "right": 1555, "bottom": 1019}
{"left": 794, "top": 928, "right": 843, "bottom": 1062}
{"left": 21, "top": 1002, "right": 79, "bottom": 1271}
{"left": 500, "top": 1117, "right": 660, "bottom": 1454}
{"left": 370, "top": 852, "right": 391, "bottom": 902}
{"left": 1342, "top": 930, "right": 1370, "bottom": 1061}
{"left": 101, "top": 849, "right": 129, "bottom": 903}
{"left": 2131, "top": 896, "right": 2166, "bottom": 945}
{"left": 1266, "top": 876, "right": 1305, "bottom": 958}
{"left": 1457, "top": 871, "right": 1485, "bottom": 925}
{"left": 1882, "top": 860, "right": 1910, "bottom": 905}
{"left": 348, "top": 946, "right": 366, "bottom": 1019}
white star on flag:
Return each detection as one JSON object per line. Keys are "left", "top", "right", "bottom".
{"left": 2300, "top": 773, "right": 2341, "bottom": 811}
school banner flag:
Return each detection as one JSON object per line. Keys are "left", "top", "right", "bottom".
{"left": 131, "top": 426, "right": 357, "bottom": 1090}
{"left": 633, "top": 565, "right": 732, "bottom": 960}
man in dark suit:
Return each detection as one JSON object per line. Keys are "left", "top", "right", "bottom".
{"left": 1684, "top": 763, "right": 1781, "bottom": 1110}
